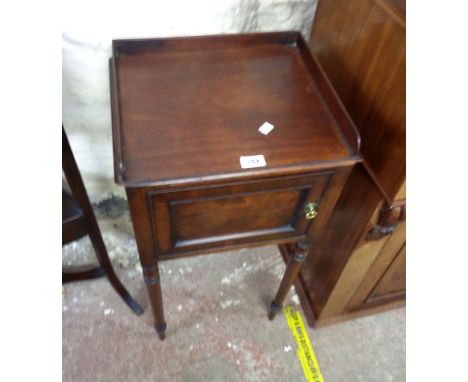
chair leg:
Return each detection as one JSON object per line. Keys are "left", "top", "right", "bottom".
{"left": 62, "top": 266, "right": 106, "bottom": 283}
{"left": 62, "top": 127, "right": 143, "bottom": 316}
{"left": 88, "top": 229, "right": 144, "bottom": 316}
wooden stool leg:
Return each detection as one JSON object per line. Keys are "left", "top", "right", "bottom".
{"left": 89, "top": 229, "right": 144, "bottom": 316}
{"left": 62, "top": 266, "right": 106, "bottom": 283}
{"left": 269, "top": 241, "right": 310, "bottom": 320}
{"left": 63, "top": 127, "right": 143, "bottom": 316}
{"left": 142, "top": 261, "right": 166, "bottom": 340}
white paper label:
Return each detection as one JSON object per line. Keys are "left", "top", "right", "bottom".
{"left": 258, "top": 122, "right": 275, "bottom": 135}
{"left": 240, "top": 155, "right": 266, "bottom": 169}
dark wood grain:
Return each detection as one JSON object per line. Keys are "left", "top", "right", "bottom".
{"left": 113, "top": 31, "right": 299, "bottom": 57}
{"left": 62, "top": 190, "right": 88, "bottom": 245}
{"left": 269, "top": 241, "right": 311, "bottom": 320}
{"left": 309, "top": 0, "right": 405, "bottom": 198}
{"left": 367, "top": 244, "right": 406, "bottom": 302}
{"left": 366, "top": 201, "right": 405, "bottom": 240}
{"left": 296, "top": 34, "right": 360, "bottom": 154}
{"left": 126, "top": 187, "right": 166, "bottom": 339}
{"left": 62, "top": 126, "right": 143, "bottom": 315}
{"left": 347, "top": 226, "right": 406, "bottom": 312}
{"left": 63, "top": 127, "right": 144, "bottom": 316}
{"left": 289, "top": 0, "right": 406, "bottom": 325}
{"left": 110, "top": 33, "right": 361, "bottom": 337}
{"left": 110, "top": 32, "right": 360, "bottom": 188}
{"left": 148, "top": 172, "right": 330, "bottom": 256}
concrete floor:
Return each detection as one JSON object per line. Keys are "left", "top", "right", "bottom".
{"left": 62, "top": 199, "right": 405, "bottom": 382}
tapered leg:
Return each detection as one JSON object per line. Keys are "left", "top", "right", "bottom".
{"left": 269, "top": 241, "right": 311, "bottom": 320}
{"left": 89, "top": 229, "right": 144, "bottom": 316}
{"left": 142, "top": 261, "right": 167, "bottom": 340}
{"left": 62, "top": 128, "right": 143, "bottom": 316}
{"left": 126, "top": 188, "right": 167, "bottom": 339}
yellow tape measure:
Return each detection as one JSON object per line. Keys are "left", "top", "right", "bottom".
{"left": 284, "top": 306, "right": 324, "bottom": 382}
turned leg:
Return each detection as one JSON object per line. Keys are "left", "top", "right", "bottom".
{"left": 126, "top": 188, "right": 167, "bottom": 339}
{"left": 142, "top": 261, "right": 167, "bottom": 340}
{"left": 269, "top": 241, "right": 310, "bottom": 320}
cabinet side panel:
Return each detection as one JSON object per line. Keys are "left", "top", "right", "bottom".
{"left": 319, "top": 214, "right": 390, "bottom": 318}
{"left": 309, "top": 0, "right": 406, "bottom": 198}
{"left": 347, "top": 221, "right": 406, "bottom": 311}
{"left": 298, "top": 0, "right": 406, "bottom": 321}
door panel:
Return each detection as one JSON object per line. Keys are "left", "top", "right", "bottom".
{"left": 368, "top": 245, "right": 406, "bottom": 302}
{"left": 148, "top": 172, "right": 332, "bottom": 257}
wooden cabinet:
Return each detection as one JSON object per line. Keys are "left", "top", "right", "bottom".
{"left": 285, "top": 0, "right": 406, "bottom": 326}
{"left": 110, "top": 32, "right": 361, "bottom": 338}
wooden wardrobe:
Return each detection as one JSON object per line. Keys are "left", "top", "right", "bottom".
{"left": 284, "top": 0, "right": 406, "bottom": 326}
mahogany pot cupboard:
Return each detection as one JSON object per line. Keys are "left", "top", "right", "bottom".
{"left": 109, "top": 32, "right": 362, "bottom": 339}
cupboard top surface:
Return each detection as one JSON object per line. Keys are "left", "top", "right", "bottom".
{"left": 111, "top": 32, "right": 360, "bottom": 187}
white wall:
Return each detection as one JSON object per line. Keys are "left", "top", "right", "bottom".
{"left": 62, "top": 0, "right": 317, "bottom": 201}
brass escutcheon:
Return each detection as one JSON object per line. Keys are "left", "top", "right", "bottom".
{"left": 304, "top": 202, "right": 318, "bottom": 220}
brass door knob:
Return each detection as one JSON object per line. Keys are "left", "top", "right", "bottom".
{"left": 304, "top": 203, "right": 318, "bottom": 220}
